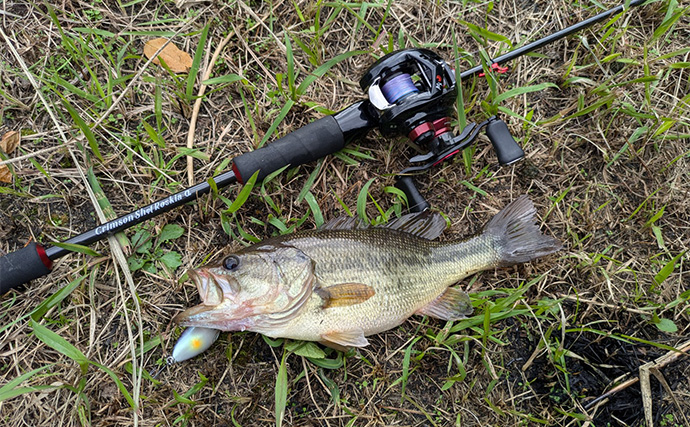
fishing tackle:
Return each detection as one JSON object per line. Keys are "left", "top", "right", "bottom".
{"left": 358, "top": 48, "right": 526, "bottom": 211}
{"left": 151, "top": 326, "right": 220, "bottom": 377}
{"left": 171, "top": 326, "right": 220, "bottom": 362}
{"left": 0, "top": 0, "right": 648, "bottom": 293}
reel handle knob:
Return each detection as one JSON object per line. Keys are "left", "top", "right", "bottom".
{"left": 395, "top": 176, "right": 430, "bottom": 213}
{"left": 486, "top": 118, "right": 524, "bottom": 166}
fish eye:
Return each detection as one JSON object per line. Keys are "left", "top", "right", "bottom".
{"left": 223, "top": 255, "right": 240, "bottom": 271}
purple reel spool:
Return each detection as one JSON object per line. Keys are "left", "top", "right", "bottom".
{"left": 380, "top": 73, "right": 418, "bottom": 103}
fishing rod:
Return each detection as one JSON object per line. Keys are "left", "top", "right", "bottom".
{"left": 0, "top": 0, "right": 649, "bottom": 293}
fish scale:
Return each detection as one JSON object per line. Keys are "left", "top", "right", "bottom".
{"left": 255, "top": 229, "right": 493, "bottom": 342}
{"left": 175, "top": 196, "right": 562, "bottom": 348}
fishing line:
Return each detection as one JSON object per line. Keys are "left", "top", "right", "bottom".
{"left": 449, "top": 0, "right": 647, "bottom": 69}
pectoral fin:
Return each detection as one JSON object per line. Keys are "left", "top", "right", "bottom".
{"left": 321, "top": 329, "right": 369, "bottom": 348}
{"left": 316, "top": 283, "right": 375, "bottom": 309}
{"left": 416, "top": 287, "right": 473, "bottom": 321}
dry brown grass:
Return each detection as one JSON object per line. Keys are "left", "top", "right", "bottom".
{"left": 0, "top": 0, "right": 688, "bottom": 426}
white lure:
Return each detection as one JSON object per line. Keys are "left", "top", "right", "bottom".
{"left": 151, "top": 327, "right": 220, "bottom": 378}
{"left": 171, "top": 326, "right": 220, "bottom": 363}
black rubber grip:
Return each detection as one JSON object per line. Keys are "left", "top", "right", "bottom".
{"left": 395, "top": 176, "right": 430, "bottom": 213}
{"left": 232, "top": 116, "right": 345, "bottom": 183}
{"left": 0, "top": 242, "right": 53, "bottom": 294}
{"left": 486, "top": 119, "right": 525, "bottom": 166}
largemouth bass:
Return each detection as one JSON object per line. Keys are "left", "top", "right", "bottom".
{"left": 175, "top": 195, "right": 561, "bottom": 348}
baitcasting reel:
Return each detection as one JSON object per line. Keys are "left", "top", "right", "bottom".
{"left": 359, "top": 48, "right": 525, "bottom": 212}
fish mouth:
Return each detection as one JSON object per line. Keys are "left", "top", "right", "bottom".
{"left": 173, "top": 269, "right": 224, "bottom": 326}
{"left": 173, "top": 304, "right": 221, "bottom": 326}
{"left": 189, "top": 269, "right": 224, "bottom": 306}
{"left": 174, "top": 269, "right": 250, "bottom": 329}
{"left": 174, "top": 299, "right": 255, "bottom": 331}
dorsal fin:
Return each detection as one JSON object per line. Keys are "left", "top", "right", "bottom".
{"left": 381, "top": 211, "right": 447, "bottom": 240}
{"left": 320, "top": 215, "right": 367, "bottom": 230}
{"left": 321, "top": 211, "right": 446, "bottom": 240}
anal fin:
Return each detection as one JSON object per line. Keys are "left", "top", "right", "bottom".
{"left": 321, "top": 329, "right": 369, "bottom": 348}
{"left": 316, "top": 283, "right": 375, "bottom": 309}
{"left": 416, "top": 287, "right": 473, "bottom": 321}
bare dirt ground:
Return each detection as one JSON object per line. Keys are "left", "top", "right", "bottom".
{"left": 0, "top": 0, "right": 688, "bottom": 426}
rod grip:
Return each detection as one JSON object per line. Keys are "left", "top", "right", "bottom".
{"left": 0, "top": 242, "right": 53, "bottom": 294}
{"left": 232, "top": 115, "right": 345, "bottom": 183}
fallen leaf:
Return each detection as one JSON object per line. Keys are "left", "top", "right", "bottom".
{"left": 144, "top": 38, "right": 193, "bottom": 73}
{"left": 0, "top": 131, "right": 20, "bottom": 154}
{"left": 0, "top": 164, "right": 12, "bottom": 183}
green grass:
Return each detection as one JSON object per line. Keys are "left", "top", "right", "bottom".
{"left": 0, "top": 0, "right": 688, "bottom": 426}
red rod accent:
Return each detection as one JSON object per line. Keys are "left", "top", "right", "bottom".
{"left": 478, "top": 63, "right": 510, "bottom": 77}
{"left": 232, "top": 163, "right": 244, "bottom": 184}
{"left": 36, "top": 244, "right": 53, "bottom": 269}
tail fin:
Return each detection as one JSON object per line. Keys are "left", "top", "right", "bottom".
{"left": 484, "top": 195, "right": 562, "bottom": 266}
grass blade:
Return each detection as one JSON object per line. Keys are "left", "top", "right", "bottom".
{"left": 0, "top": 385, "right": 57, "bottom": 402}
{"left": 203, "top": 74, "right": 243, "bottom": 85}
{"left": 91, "top": 362, "right": 135, "bottom": 408}
{"left": 0, "top": 365, "right": 55, "bottom": 402}
{"left": 285, "top": 33, "right": 296, "bottom": 100}
{"left": 275, "top": 350, "right": 288, "bottom": 427}
{"left": 186, "top": 23, "right": 210, "bottom": 101}
{"left": 30, "top": 319, "right": 89, "bottom": 374}
{"left": 50, "top": 242, "right": 102, "bottom": 257}
{"left": 296, "top": 158, "right": 323, "bottom": 203}
{"left": 87, "top": 167, "right": 131, "bottom": 253}
{"left": 295, "top": 50, "right": 366, "bottom": 96}
{"left": 400, "top": 336, "right": 421, "bottom": 401}
{"left": 61, "top": 98, "right": 103, "bottom": 161}
{"left": 453, "top": 26, "right": 468, "bottom": 129}
{"left": 260, "top": 99, "right": 295, "bottom": 148}
{"left": 31, "top": 275, "right": 87, "bottom": 321}
{"left": 356, "top": 178, "right": 376, "bottom": 224}
{"left": 653, "top": 251, "right": 685, "bottom": 288}
{"left": 30, "top": 320, "right": 136, "bottom": 408}
{"left": 225, "top": 170, "right": 260, "bottom": 214}
{"left": 461, "top": 19, "right": 512, "bottom": 46}
{"left": 303, "top": 191, "right": 324, "bottom": 228}
{"left": 494, "top": 83, "right": 558, "bottom": 104}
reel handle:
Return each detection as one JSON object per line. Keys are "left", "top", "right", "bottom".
{"left": 395, "top": 176, "right": 431, "bottom": 213}
{"left": 486, "top": 118, "right": 525, "bottom": 166}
